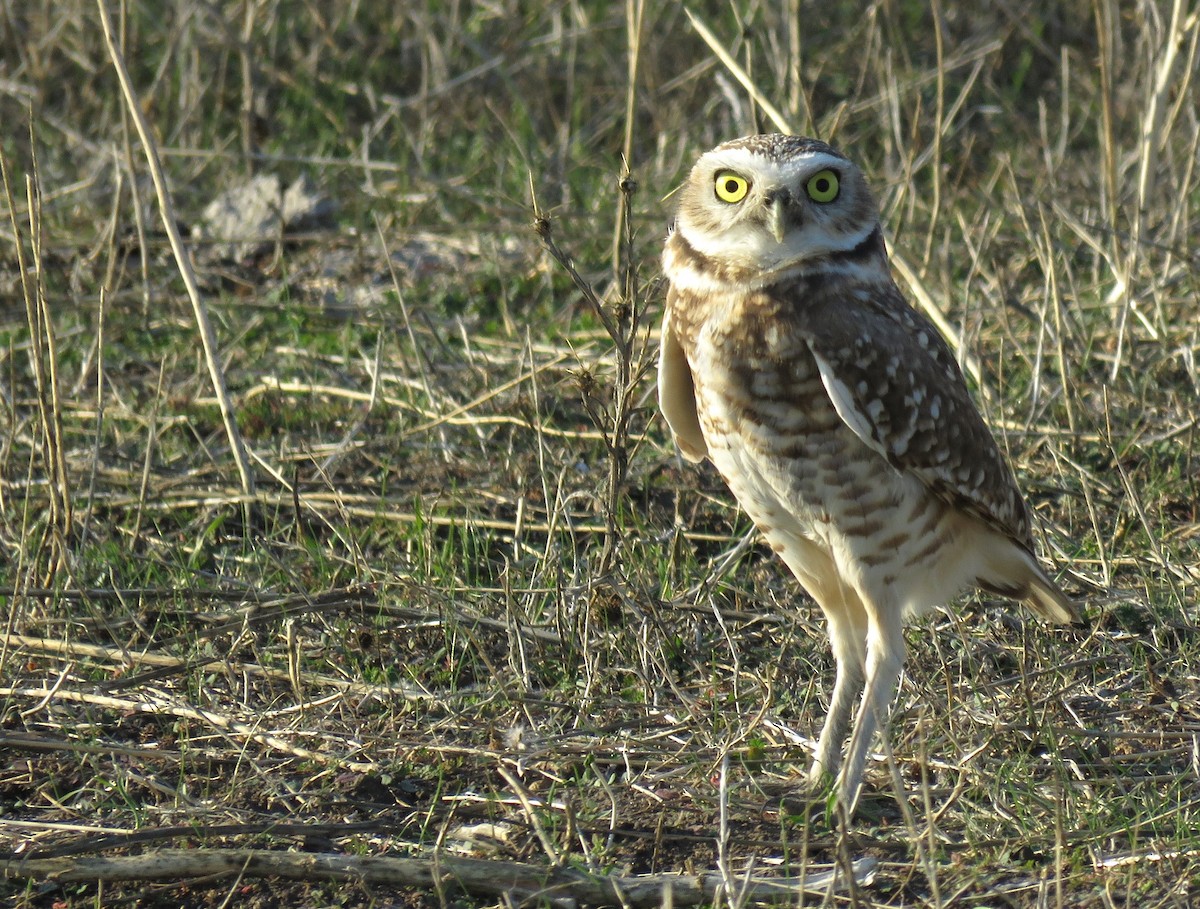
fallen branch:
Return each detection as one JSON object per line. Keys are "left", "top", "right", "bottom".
{"left": 3, "top": 848, "right": 877, "bottom": 906}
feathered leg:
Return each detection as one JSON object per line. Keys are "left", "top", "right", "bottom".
{"left": 837, "top": 608, "right": 906, "bottom": 811}
{"left": 810, "top": 608, "right": 867, "bottom": 783}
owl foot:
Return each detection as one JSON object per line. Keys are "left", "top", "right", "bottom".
{"left": 764, "top": 768, "right": 839, "bottom": 821}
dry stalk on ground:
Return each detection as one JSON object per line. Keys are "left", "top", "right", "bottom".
{"left": 2, "top": 849, "right": 877, "bottom": 907}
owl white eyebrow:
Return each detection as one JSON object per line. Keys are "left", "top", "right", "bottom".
{"left": 706, "top": 148, "right": 847, "bottom": 185}
{"left": 776, "top": 151, "right": 846, "bottom": 184}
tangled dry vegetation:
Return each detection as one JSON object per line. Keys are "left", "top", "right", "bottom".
{"left": 2, "top": 1, "right": 1199, "bottom": 907}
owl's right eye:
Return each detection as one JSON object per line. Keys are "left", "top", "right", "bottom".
{"left": 714, "top": 171, "right": 750, "bottom": 203}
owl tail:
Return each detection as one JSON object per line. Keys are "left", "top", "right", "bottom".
{"left": 1022, "top": 571, "right": 1081, "bottom": 625}
{"left": 980, "top": 541, "right": 1081, "bottom": 625}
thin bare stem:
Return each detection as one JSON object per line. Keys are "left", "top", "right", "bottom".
{"left": 95, "top": 0, "right": 255, "bottom": 497}
{"left": 684, "top": 8, "right": 794, "bottom": 134}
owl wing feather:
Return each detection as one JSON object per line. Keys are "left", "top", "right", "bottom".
{"left": 799, "top": 282, "right": 1033, "bottom": 545}
{"left": 658, "top": 307, "right": 708, "bottom": 462}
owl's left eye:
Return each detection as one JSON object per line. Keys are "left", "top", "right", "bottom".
{"left": 714, "top": 171, "right": 750, "bottom": 203}
{"left": 805, "top": 169, "right": 840, "bottom": 203}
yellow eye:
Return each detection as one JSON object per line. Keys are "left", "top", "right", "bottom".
{"left": 805, "top": 169, "right": 840, "bottom": 203}
{"left": 714, "top": 171, "right": 749, "bottom": 203}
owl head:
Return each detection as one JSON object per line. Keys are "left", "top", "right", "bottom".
{"left": 672, "top": 134, "right": 883, "bottom": 282}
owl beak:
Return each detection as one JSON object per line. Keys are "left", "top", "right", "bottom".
{"left": 768, "top": 196, "right": 788, "bottom": 243}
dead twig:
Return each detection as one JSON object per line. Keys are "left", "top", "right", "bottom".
{"left": 2, "top": 848, "right": 878, "bottom": 907}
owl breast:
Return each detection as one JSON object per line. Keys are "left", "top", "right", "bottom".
{"left": 682, "top": 286, "right": 976, "bottom": 614}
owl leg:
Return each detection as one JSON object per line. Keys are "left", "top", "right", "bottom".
{"left": 810, "top": 606, "right": 867, "bottom": 784}
{"left": 837, "top": 612, "right": 905, "bottom": 811}
{"left": 771, "top": 541, "right": 872, "bottom": 791}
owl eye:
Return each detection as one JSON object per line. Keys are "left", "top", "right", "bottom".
{"left": 714, "top": 171, "right": 750, "bottom": 203}
{"left": 805, "top": 169, "right": 840, "bottom": 203}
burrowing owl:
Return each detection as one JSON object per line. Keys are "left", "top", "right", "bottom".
{"left": 659, "top": 134, "right": 1078, "bottom": 812}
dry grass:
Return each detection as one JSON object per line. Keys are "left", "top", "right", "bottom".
{"left": 1, "top": 1, "right": 1199, "bottom": 906}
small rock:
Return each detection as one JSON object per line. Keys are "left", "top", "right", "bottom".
{"left": 192, "top": 173, "right": 336, "bottom": 263}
